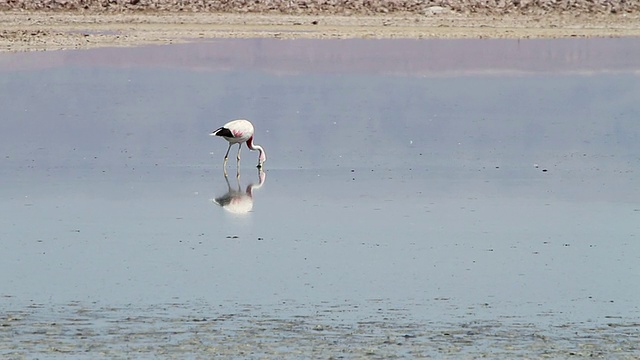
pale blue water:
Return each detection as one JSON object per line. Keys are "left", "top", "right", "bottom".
{"left": 1, "top": 38, "right": 639, "bottom": 357}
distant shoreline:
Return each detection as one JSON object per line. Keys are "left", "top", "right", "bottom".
{"left": 2, "top": 0, "right": 639, "bottom": 15}
{"left": 1, "top": 10, "right": 640, "bottom": 52}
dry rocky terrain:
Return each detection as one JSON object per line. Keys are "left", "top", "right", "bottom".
{"left": 2, "top": 0, "right": 639, "bottom": 14}
{"left": 1, "top": 1, "right": 639, "bottom": 51}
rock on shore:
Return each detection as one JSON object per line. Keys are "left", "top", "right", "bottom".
{"left": 1, "top": 0, "right": 638, "bottom": 15}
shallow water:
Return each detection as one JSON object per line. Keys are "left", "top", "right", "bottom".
{"left": 1, "top": 38, "right": 639, "bottom": 357}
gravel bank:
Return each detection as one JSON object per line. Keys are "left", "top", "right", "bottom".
{"left": 1, "top": 1, "right": 639, "bottom": 52}
{"left": 1, "top": 0, "right": 639, "bottom": 15}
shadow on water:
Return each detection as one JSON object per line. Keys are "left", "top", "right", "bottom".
{"left": 1, "top": 38, "right": 640, "bottom": 357}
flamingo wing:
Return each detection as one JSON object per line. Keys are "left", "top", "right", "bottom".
{"left": 212, "top": 127, "right": 234, "bottom": 138}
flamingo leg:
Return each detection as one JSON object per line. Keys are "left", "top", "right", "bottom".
{"left": 223, "top": 143, "right": 232, "bottom": 176}
{"left": 223, "top": 143, "right": 232, "bottom": 164}
{"left": 236, "top": 143, "right": 242, "bottom": 162}
{"left": 223, "top": 170, "right": 231, "bottom": 188}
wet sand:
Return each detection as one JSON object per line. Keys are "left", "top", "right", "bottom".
{"left": 2, "top": 300, "right": 639, "bottom": 358}
{"left": 2, "top": 11, "right": 640, "bottom": 52}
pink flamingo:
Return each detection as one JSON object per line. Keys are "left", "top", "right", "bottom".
{"left": 210, "top": 119, "right": 267, "bottom": 170}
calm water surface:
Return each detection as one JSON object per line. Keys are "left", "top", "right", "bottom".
{"left": 1, "top": 38, "right": 639, "bottom": 357}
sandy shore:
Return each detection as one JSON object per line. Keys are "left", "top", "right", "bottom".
{"left": 1, "top": 11, "right": 640, "bottom": 52}
{"left": 2, "top": 301, "right": 639, "bottom": 358}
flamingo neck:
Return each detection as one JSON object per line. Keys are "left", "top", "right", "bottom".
{"left": 247, "top": 136, "right": 266, "bottom": 163}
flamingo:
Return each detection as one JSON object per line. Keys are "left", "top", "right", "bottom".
{"left": 210, "top": 119, "right": 267, "bottom": 170}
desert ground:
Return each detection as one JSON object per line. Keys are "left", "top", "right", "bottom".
{"left": 1, "top": 3, "right": 640, "bottom": 52}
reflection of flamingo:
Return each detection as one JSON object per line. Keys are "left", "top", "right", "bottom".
{"left": 210, "top": 119, "right": 267, "bottom": 174}
{"left": 213, "top": 169, "right": 266, "bottom": 214}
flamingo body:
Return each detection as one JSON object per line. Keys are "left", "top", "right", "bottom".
{"left": 211, "top": 119, "right": 266, "bottom": 169}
